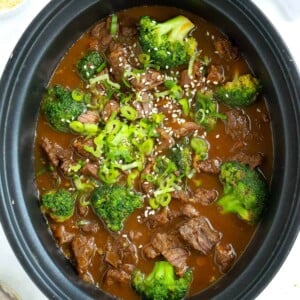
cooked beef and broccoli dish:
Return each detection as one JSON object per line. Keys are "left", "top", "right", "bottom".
{"left": 34, "top": 6, "right": 273, "bottom": 300}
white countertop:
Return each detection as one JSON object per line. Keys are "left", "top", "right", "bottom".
{"left": 0, "top": 0, "right": 299, "bottom": 299}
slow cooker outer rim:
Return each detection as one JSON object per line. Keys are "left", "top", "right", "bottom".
{"left": 0, "top": 0, "right": 299, "bottom": 299}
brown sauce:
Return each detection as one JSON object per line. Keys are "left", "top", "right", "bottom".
{"left": 34, "top": 5, "right": 273, "bottom": 300}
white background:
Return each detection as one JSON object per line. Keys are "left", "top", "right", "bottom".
{"left": 0, "top": 0, "right": 299, "bottom": 299}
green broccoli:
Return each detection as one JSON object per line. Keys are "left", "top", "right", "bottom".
{"left": 218, "top": 161, "right": 269, "bottom": 224}
{"left": 77, "top": 51, "right": 106, "bottom": 80}
{"left": 42, "top": 85, "right": 85, "bottom": 132}
{"left": 139, "top": 15, "right": 197, "bottom": 68}
{"left": 90, "top": 185, "right": 143, "bottom": 231}
{"left": 142, "top": 156, "right": 180, "bottom": 209}
{"left": 132, "top": 261, "right": 192, "bottom": 300}
{"left": 215, "top": 74, "right": 261, "bottom": 107}
{"left": 41, "top": 189, "right": 76, "bottom": 222}
{"left": 170, "top": 137, "right": 193, "bottom": 179}
{"left": 194, "top": 91, "right": 226, "bottom": 131}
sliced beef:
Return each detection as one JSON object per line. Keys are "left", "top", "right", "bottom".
{"left": 230, "top": 152, "right": 264, "bottom": 169}
{"left": 206, "top": 64, "right": 224, "bottom": 84}
{"left": 173, "top": 122, "right": 201, "bottom": 138}
{"left": 130, "top": 69, "right": 164, "bottom": 91}
{"left": 193, "top": 158, "right": 221, "bottom": 175}
{"left": 179, "top": 217, "right": 222, "bottom": 254}
{"left": 214, "top": 37, "right": 239, "bottom": 60}
{"left": 215, "top": 243, "right": 236, "bottom": 273}
{"left": 156, "top": 128, "right": 175, "bottom": 153}
{"left": 193, "top": 187, "right": 218, "bottom": 206}
{"left": 71, "top": 235, "right": 96, "bottom": 276}
{"left": 107, "top": 42, "right": 131, "bottom": 81}
{"left": 41, "top": 137, "right": 74, "bottom": 174}
{"left": 104, "top": 268, "right": 131, "bottom": 286}
{"left": 51, "top": 224, "right": 75, "bottom": 244}
{"left": 77, "top": 110, "right": 100, "bottom": 124}
{"left": 101, "top": 99, "right": 120, "bottom": 122}
{"left": 225, "top": 109, "right": 250, "bottom": 140}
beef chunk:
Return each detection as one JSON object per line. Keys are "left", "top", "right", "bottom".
{"left": 144, "top": 232, "right": 188, "bottom": 275}
{"left": 120, "top": 25, "right": 137, "bottom": 37}
{"left": 105, "top": 251, "right": 121, "bottom": 268}
{"left": 101, "top": 99, "right": 120, "bottom": 122}
{"left": 173, "top": 122, "right": 201, "bottom": 138}
{"left": 172, "top": 190, "right": 191, "bottom": 203}
{"left": 230, "top": 152, "right": 264, "bottom": 169}
{"left": 104, "top": 269, "right": 131, "bottom": 286}
{"left": 206, "top": 64, "right": 224, "bottom": 84}
{"left": 156, "top": 128, "right": 175, "bottom": 153}
{"left": 80, "top": 222, "right": 100, "bottom": 234}
{"left": 225, "top": 109, "right": 250, "bottom": 140}
{"left": 215, "top": 243, "right": 236, "bottom": 273}
{"left": 179, "top": 61, "right": 204, "bottom": 88}
{"left": 193, "top": 187, "right": 218, "bottom": 206}
{"left": 214, "top": 37, "right": 239, "bottom": 60}
{"left": 72, "top": 137, "right": 95, "bottom": 159}
{"left": 51, "top": 224, "right": 75, "bottom": 244}
{"left": 77, "top": 110, "right": 100, "bottom": 124}
{"left": 107, "top": 42, "right": 131, "bottom": 81}
{"left": 179, "top": 217, "right": 221, "bottom": 254}
{"left": 71, "top": 235, "right": 96, "bottom": 276}
{"left": 143, "top": 244, "right": 160, "bottom": 259}
{"left": 81, "top": 162, "right": 99, "bottom": 179}
{"left": 90, "top": 19, "right": 112, "bottom": 50}
{"left": 132, "top": 92, "right": 154, "bottom": 118}
{"left": 41, "top": 137, "right": 73, "bottom": 174}
{"left": 147, "top": 207, "right": 170, "bottom": 228}
{"left": 193, "top": 158, "right": 221, "bottom": 175}
{"left": 181, "top": 204, "right": 200, "bottom": 218}
{"left": 130, "top": 69, "right": 164, "bottom": 91}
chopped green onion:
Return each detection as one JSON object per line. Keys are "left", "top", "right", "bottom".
{"left": 179, "top": 98, "right": 190, "bottom": 116}
{"left": 71, "top": 89, "right": 84, "bottom": 101}
{"left": 190, "top": 137, "right": 209, "bottom": 159}
{"left": 138, "top": 53, "right": 151, "bottom": 67}
{"left": 127, "top": 170, "right": 139, "bottom": 187}
{"left": 120, "top": 105, "right": 138, "bottom": 121}
{"left": 188, "top": 51, "right": 197, "bottom": 77}
{"left": 110, "top": 14, "right": 118, "bottom": 36}
{"left": 96, "top": 61, "right": 107, "bottom": 73}
{"left": 140, "top": 138, "right": 154, "bottom": 155}
{"left": 70, "top": 121, "right": 84, "bottom": 133}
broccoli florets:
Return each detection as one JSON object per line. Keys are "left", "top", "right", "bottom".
{"left": 42, "top": 85, "right": 85, "bottom": 132}
{"left": 139, "top": 15, "right": 197, "bottom": 68}
{"left": 194, "top": 91, "right": 226, "bottom": 131}
{"left": 90, "top": 185, "right": 143, "bottom": 231}
{"left": 170, "top": 137, "right": 193, "bottom": 179}
{"left": 132, "top": 261, "right": 192, "bottom": 300}
{"left": 77, "top": 51, "right": 105, "bottom": 80}
{"left": 215, "top": 74, "right": 261, "bottom": 107}
{"left": 41, "top": 189, "right": 76, "bottom": 222}
{"left": 218, "top": 161, "right": 268, "bottom": 224}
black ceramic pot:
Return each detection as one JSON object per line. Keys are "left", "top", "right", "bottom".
{"left": 0, "top": 1, "right": 300, "bottom": 299}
